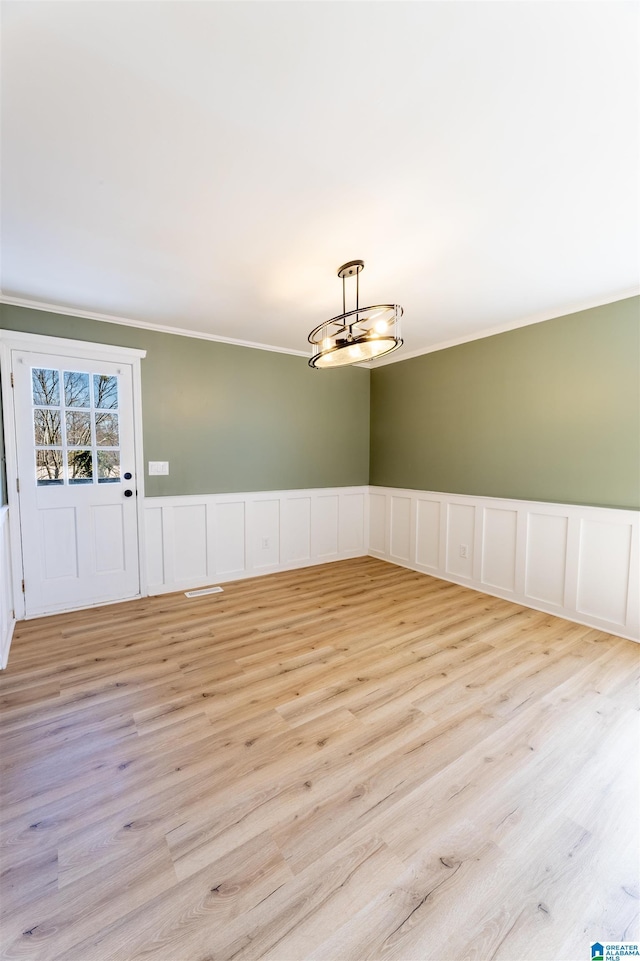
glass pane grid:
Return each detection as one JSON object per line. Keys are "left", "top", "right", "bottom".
{"left": 32, "top": 367, "right": 122, "bottom": 487}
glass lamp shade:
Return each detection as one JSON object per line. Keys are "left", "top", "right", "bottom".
{"left": 309, "top": 304, "right": 403, "bottom": 369}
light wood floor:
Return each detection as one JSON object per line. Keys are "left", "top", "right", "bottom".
{"left": 1, "top": 557, "right": 638, "bottom": 961}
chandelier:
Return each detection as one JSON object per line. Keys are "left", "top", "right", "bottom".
{"left": 308, "top": 260, "right": 403, "bottom": 369}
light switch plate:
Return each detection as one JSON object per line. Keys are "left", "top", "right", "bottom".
{"left": 148, "top": 461, "right": 169, "bottom": 475}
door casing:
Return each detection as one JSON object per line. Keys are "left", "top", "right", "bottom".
{"left": 0, "top": 330, "right": 147, "bottom": 619}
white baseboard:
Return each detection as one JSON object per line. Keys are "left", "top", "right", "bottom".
{"left": 368, "top": 486, "right": 639, "bottom": 642}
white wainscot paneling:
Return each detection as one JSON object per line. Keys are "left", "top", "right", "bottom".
{"left": 144, "top": 487, "right": 368, "bottom": 596}
{"left": 482, "top": 508, "right": 517, "bottom": 592}
{"left": 525, "top": 512, "right": 567, "bottom": 607}
{"left": 446, "top": 503, "right": 475, "bottom": 579}
{"left": 215, "top": 501, "right": 245, "bottom": 576}
{"left": 250, "top": 499, "right": 280, "bottom": 570}
{"left": 369, "top": 493, "right": 386, "bottom": 555}
{"left": 282, "top": 497, "right": 311, "bottom": 565}
{"left": 415, "top": 498, "right": 441, "bottom": 570}
{"left": 339, "top": 492, "right": 365, "bottom": 553}
{"left": 144, "top": 507, "right": 164, "bottom": 588}
{"left": 144, "top": 487, "right": 638, "bottom": 641}
{"left": 369, "top": 487, "right": 639, "bottom": 642}
{"left": 577, "top": 519, "right": 632, "bottom": 626}
{"left": 173, "top": 504, "right": 208, "bottom": 584}
{"left": 0, "top": 507, "right": 16, "bottom": 669}
{"left": 312, "top": 495, "right": 339, "bottom": 559}
{"left": 390, "top": 495, "right": 412, "bottom": 562}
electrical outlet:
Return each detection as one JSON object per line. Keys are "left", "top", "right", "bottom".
{"left": 459, "top": 544, "right": 469, "bottom": 559}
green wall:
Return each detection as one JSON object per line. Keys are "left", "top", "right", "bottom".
{"left": 1, "top": 296, "right": 638, "bottom": 509}
{"left": 0, "top": 305, "right": 370, "bottom": 496}
{"left": 370, "top": 296, "right": 640, "bottom": 509}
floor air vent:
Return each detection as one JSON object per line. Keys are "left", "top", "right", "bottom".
{"left": 184, "top": 586, "right": 224, "bottom": 598}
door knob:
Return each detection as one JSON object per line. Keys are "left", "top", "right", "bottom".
{"left": 124, "top": 489, "right": 133, "bottom": 497}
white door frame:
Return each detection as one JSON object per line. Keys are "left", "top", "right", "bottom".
{"left": 0, "top": 330, "right": 147, "bottom": 619}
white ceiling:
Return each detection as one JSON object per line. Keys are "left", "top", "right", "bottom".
{"left": 2, "top": 1, "right": 638, "bottom": 362}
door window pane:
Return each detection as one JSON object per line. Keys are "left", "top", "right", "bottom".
{"left": 36, "top": 450, "right": 64, "bottom": 485}
{"left": 97, "top": 451, "right": 120, "bottom": 483}
{"left": 94, "top": 374, "right": 118, "bottom": 409}
{"left": 64, "top": 371, "right": 90, "bottom": 408}
{"left": 32, "top": 369, "right": 60, "bottom": 406}
{"left": 95, "top": 412, "right": 119, "bottom": 447}
{"left": 31, "top": 366, "right": 122, "bottom": 489}
{"left": 66, "top": 411, "right": 92, "bottom": 447}
{"left": 68, "top": 449, "right": 93, "bottom": 483}
{"left": 34, "top": 409, "right": 61, "bottom": 446}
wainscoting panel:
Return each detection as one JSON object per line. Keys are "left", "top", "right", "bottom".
{"left": 214, "top": 501, "right": 245, "bottom": 577}
{"left": 369, "top": 492, "right": 386, "bottom": 555}
{"left": 173, "top": 504, "right": 208, "bottom": 584}
{"left": 369, "top": 487, "right": 639, "bottom": 642}
{"left": 446, "top": 503, "right": 475, "bottom": 579}
{"left": 390, "top": 495, "right": 412, "bottom": 562}
{"left": 525, "top": 511, "right": 568, "bottom": 607}
{"left": 576, "top": 517, "right": 633, "bottom": 626}
{"left": 144, "top": 487, "right": 368, "bottom": 595}
{"left": 144, "top": 506, "right": 164, "bottom": 589}
{"left": 481, "top": 507, "right": 517, "bottom": 592}
{"left": 282, "top": 496, "right": 311, "bottom": 565}
{"left": 312, "top": 495, "right": 339, "bottom": 559}
{"left": 0, "top": 507, "right": 16, "bottom": 669}
{"left": 339, "top": 492, "right": 366, "bottom": 554}
{"left": 415, "top": 497, "right": 441, "bottom": 571}
{"left": 248, "top": 499, "right": 280, "bottom": 571}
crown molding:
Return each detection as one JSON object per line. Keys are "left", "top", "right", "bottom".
{"left": 1, "top": 287, "right": 638, "bottom": 369}
{"left": 367, "top": 287, "right": 640, "bottom": 368}
{"left": 0, "top": 295, "right": 311, "bottom": 359}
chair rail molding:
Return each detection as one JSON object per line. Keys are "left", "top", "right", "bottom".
{"left": 368, "top": 486, "right": 639, "bottom": 642}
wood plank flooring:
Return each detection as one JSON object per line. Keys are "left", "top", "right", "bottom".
{"left": 0, "top": 557, "right": 638, "bottom": 961}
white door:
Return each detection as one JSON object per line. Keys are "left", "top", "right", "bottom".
{"left": 12, "top": 348, "right": 141, "bottom": 617}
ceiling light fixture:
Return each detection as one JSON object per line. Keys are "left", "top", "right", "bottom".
{"left": 308, "top": 260, "right": 403, "bottom": 369}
